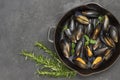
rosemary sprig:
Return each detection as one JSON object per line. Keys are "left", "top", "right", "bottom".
{"left": 21, "top": 42, "right": 77, "bottom": 77}
{"left": 37, "top": 70, "right": 76, "bottom": 78}
{"left": 21, "top": 51, "right": 61, "bottom": 71}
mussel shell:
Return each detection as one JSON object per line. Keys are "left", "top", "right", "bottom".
{"left": 103, "top": 36, "right": 115, "bottom": 47}
{"left": 69, "top": 17, "right": 75, "bottom": 32}
{"left": 64, "top": 29, "right": 77, "bottom": 43}
{"left": 93, "top": 38, "right": 101, "bottom": 50}
{"left": 75, "top": 12, "right": 89, "bottom": 25}
{"left": 82, "top": 10, "right": 100, "bottom": 18}
{"left": 60, "top": 39, "right": 70, "bottom": 58}
{"left": 85, "top": 21, "right": 94, "bottom": 36}
{"left": 74, "top": 24, "right": 83, "bottom": 41}
{"left": 104, "top": 49, "right": 112, "bottom": 60}
{"left": 109, "top": 26, "right": 118, "bottom": 43}
{"left": 64, "top": 29, "right": 72, "bottom": 38}
{"left": 74, "top": 57, "right": 88, "bottom": 69}
{"left": 103, "top": 15, "right": 109, "bottom": 31}
{"left": 91, "top": 23, "right": 102, "bottom": 40}
{"left": 92, "top": 19, "right": 98, "bottom": 29}
{"left": 100, "top": 31, "right": 115, "bottom": 48}
{"left": 94, "top": 47, "right": 108, "bottom": 56}
{"left": 75, "top": 41, "right": 83, "bottom": 56}
{"left": 91, "top": 56, "right": 103, "bottom": 69}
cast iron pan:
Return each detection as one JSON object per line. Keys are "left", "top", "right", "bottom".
{"left": 48, "top": 3, "right": 120, "bottom": 76}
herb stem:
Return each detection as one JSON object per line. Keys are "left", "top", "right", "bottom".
{"left": 37, "top": 70, "right": 76, "bottom": 78}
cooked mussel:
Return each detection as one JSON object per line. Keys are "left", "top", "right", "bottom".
{"left": 82, "top": 10, "right": 100, "bottom": 18}
{"left": 104, "top": 49, "right": 112, "bottom": 60}
{"left": 109, "top": 26, "right": 118, "bottom": 43}
{"left": 64, "top": 29, "right": 77, "bottom": 43}
{"left": 92, "top": 23, "right": 102, "bottom": 40}
{"left": 74, "top": 25, "right": 83, "bottom": 41}
{"left": 64, "top": 29, "right": 72, "bottom": 38}
{"left": 75, "top": 41, "right": 83, "bottom": 56}
{"left": 93, "top": 38, "right": 101, "bottom": 50}
{"left": 101, "top": 35, "right": 115, "bottom": 48}
{"left": 91, "top": 56, "right": 103, "bottom": 69}
{"left": 75, "top": 12, "right": 89, "bottom": 25}
{"left": 92, "top": 19, "right": 98, "bottom": 29}
{"left": 103, "top": 15, "right": 109, "bottom": 31}
{"left": 74, "top": 57, "right": 88, "bottom": 69}
{"left": 85, "top": 46, "right": 93, "bottom": 57}
{"left": 85, "top": 20, "right": 94, "bottom": 36}
{"left": 60, "top": 39, "right": 70, "bottom": 58}
{"left": 69, "top": 17, "right": 76, "bottom": 32}
{"left": 94, "top": 47, "right": 108, "bottom": 56}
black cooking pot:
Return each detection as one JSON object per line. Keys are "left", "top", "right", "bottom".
{"left": 47, "top": 3, "right": 120, "bottom": 76}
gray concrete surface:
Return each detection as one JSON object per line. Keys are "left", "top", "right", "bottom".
{"left": 0, "top": 0, "right": 120, "bottom": 80}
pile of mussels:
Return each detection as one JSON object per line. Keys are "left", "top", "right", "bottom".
{"left": 60, "top": 10, "right": 119, "bottom": 69}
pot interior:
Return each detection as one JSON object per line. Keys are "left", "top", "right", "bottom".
{"left": 55, "top": 3, "right": 120, "bottom": 75}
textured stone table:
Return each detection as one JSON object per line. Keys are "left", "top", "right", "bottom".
{"left": 0, "top": 0, "right": 120, "bottom": 80}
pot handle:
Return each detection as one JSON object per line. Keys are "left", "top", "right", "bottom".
{"left": 85, "top": 2, "right": 103, "bottom": 8}
{"left": 47, "top": 26, "right": 55, "bottom": 43}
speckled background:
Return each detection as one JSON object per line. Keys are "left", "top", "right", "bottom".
{"left": 0, "top": 0, "right": 120, "bottom": 80}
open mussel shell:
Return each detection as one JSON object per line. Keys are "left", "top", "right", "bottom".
{"left": 82, "top": 10, "right": 100, "bottom": 18}
{"left": 75, "top": 12, "right": 89, "bottom": 25}
{"left": 109, "top": 26, "right": 118, "bottom": 43}
{"left": 85, "top": 46, "right": 93, "bottom": 57}
{"left": 101, "top": 35, "right": 115, "bottom": 48}
{"left": 91, "top": 56, "right": 103, "bottom": 69}
{"left": 73, "top": 57, "right": 88, "bottom": 69}
{"left": 104, "top": 49, "right": 112, "bottom": 60}
{"left": 60, "top": 39, "right": 70, "bottom": 58}
{"left": 91, "top": 23, "right": 102, "bottom": 40}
